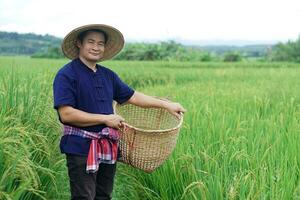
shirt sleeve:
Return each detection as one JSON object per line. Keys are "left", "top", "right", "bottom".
{"left": 53, "top": 73, "right": 77, "bottom": 109}
{"left": 113, "top": 72, "right": 135, "bottom": 104}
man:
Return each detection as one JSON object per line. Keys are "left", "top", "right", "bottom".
{"left": 53, "top": 24, "right": 186, "bottom": 200}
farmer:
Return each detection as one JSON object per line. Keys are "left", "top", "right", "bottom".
{"left": 53, "top": 24, "right": 186, "bottom": 200}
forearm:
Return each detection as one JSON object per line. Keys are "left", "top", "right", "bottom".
{"left": 128, "top": 91, "right": 167, "bottom": 108}
{"left": 58, "top": 106, "right": 107, "bottom": 127}
{"left": 128, "top": 91, "right": 186, "bottom": 119}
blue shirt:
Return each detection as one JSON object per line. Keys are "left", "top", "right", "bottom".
{"left": 53, "top": 58, "right": 134, "bottom": 156}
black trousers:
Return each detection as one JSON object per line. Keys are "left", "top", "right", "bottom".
{"left": 66, "top": 154, "right": 117, "bottom": 200}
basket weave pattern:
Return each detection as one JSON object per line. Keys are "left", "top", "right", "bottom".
{"left": 115, "top": 103, "right": 183, "bottom": 172}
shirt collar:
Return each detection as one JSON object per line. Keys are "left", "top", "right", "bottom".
{"left": 74, "top": 58, "right": 102, "bottom": 75}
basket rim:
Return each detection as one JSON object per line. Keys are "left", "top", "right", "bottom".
{"left": 120, "top": 113, "right": 183, "bottom": 133}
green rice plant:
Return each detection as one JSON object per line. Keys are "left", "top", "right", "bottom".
{"left": 1, "top": 56, "right": 300, "bottom": 199}
{"left": 0, "top": 58, "right": 69, "bottom": 199}
{"left": 114, "top": 67, "right": 300, "bottom": 200}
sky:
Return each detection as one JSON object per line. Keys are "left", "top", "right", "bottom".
{"left": 0, "top": 0, "right": 300, "bottom": 45}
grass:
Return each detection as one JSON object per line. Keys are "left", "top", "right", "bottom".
{"left": 0, "top": 56, "right": 300, "bottom": 199}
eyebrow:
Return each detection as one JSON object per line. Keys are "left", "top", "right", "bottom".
{"left": 87, "top": 38, "right": 105, "bottom": 43}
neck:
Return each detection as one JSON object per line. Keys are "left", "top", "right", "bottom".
{"left": 79, "top": 56, "right": 97, "bottom": 72}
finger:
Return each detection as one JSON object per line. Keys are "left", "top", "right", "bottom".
{"left": 120, "top": 121, "right": 126, "bottom": 126}
{"left": 117, "top": 123, "right": 122, "bottom": 130}
{"left": 181, "top": 108, "right": 187, "bottom": 113}
{"left": 179, "top": 106, "right": 186, "bottom": 113}
{"left": 174, "top": 112, "right": 181, "bottom": 120}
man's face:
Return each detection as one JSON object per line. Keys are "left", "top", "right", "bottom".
{"left": 77, "top": 31, "right": 106, "bottom": 63}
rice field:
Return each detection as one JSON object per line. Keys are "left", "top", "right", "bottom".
{"left": 0, "top": 56, "right": 300, "bottom": 200}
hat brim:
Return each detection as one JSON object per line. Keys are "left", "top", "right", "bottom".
{"left": 61, "top": 24, "right": 124, "bottom": 61}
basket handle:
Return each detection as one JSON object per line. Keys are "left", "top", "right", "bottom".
{"left": 113, "top": 96, "right": 172, "bottom": 114}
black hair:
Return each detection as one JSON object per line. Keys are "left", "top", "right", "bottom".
{"left": 77, "top": 29, "right": 108, "bottom": 44}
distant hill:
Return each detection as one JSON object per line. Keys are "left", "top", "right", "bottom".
{"left": 0, "top": 31, "right": 62, "bottom": 55}
{"left": 0, "top": 31, "right": 273, "bottom": 58}
{"left": 194, "top": 44, "right": 273, "bottom": 57}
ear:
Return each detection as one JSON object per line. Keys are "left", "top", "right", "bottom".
{"left": 76, "top": 40, "right": 82, "bottom": 49}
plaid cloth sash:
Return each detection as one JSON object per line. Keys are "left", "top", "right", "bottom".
{"left": 63, "top": 125, "right": 120, "bottom": 173}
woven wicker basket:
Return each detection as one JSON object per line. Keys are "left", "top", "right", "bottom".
{"left": 114, "top": 102, "right": 183, "bottom": 173}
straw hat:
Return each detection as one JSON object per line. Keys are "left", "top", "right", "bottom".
{"left": 61, "top": 24, "right": 124, "bottom": 61}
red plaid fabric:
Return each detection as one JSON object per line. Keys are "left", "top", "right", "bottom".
{"left": 63, "top": 125, "right": 120, "bottom": 173}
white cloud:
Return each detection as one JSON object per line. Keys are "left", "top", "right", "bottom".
{"left": 0, "top": 0, "right": 299, "bottom": 42}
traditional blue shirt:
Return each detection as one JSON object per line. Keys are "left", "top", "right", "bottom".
{"left": 53, "top": 58, "right": 134, "bottom": 156}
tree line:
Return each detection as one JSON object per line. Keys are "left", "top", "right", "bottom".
{"left": 28, "top": 36, "right": 300, "bottom": 62}
{"left": 268, "top": 36, "right": 300, "bottom": 62}
{"left": 30, "top": 41, "right": 262, "bottom": 62}
{"left": 0, "top": 31, "right": 60, "bottom": 55}
{"left": 0, "top": 31, "right": 299, "bottom": 62}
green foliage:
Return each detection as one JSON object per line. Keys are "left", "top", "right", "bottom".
{"left": 115, "top": 41, "right": 178, "bottom": 61}
{"left": 1, "top": 57, "right": 300, "bottom": 199}
{"left": 31, "top": 46, "right": 64, "bottom": 59}
{"left": 200, "top": 52, "right": 214, "bottom": 61}
{"left": 1, "top": 31, "right": 273, "bottom": 61}
{"left": 113, "top": 62, "right": 300, "bottom": 200}
{"left": 0, "top": 31, "right": 61, "bottom": 55}
{"left": 223, "top": 51, "right": 242, "bottom": 62}
{"left": 270, "top": 36, "right": 300, "bottom": 62}
{"left": 201, "top": 45, "right": 270, "bottom": 58}
{"left": 114, "top": 40, "right": 217, "bottom": 61}
{"left": 0, "top": 59, "right": 68, "bottom": 199}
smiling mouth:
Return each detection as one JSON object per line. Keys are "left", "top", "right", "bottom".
{"left": 90, "top": 53, "right": 101, "bottom": 56}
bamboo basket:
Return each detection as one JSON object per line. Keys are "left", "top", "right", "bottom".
{"left": 114, "top": 101, "right": 183, "bottom": 173}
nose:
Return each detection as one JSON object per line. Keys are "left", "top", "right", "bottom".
{"left": 92, "top": 44, "right": 100, "bottom": 51}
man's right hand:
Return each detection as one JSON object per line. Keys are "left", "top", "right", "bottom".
{"left": 104, "top": 114, "right": 125, "bottom": 129}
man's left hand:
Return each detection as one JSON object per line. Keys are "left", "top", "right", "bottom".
{"left": 164, "top": 102, "right": 186, "bottom": 119}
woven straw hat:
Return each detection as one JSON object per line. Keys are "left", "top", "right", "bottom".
{"left": 61, "top": 24, "right": 124, "bottom": 61}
